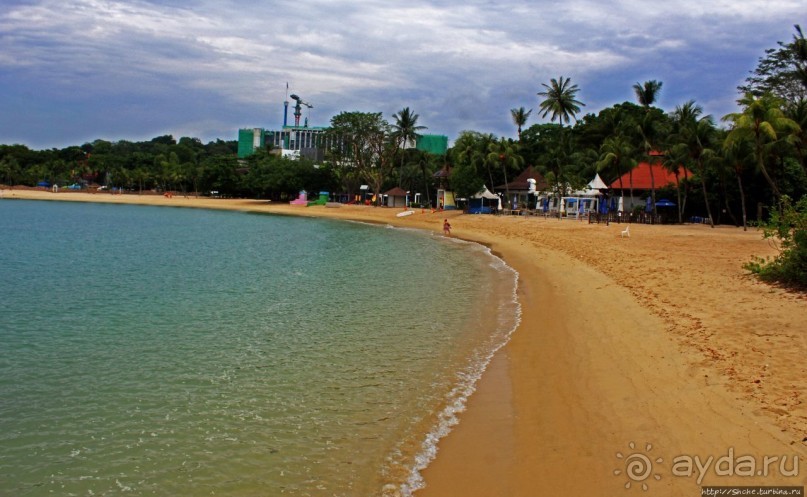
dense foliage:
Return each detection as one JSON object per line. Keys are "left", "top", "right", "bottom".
{"left": 0, "top": 136, "right": 244, "bottom": 196}
{"left": 745, "top": 195, "right": 807, "bottom": 288}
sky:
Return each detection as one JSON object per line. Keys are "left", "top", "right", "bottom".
{"left": 0, "top": 0, "right": 804, "bottom": 150}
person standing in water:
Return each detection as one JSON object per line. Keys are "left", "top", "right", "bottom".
{"left": 443, "top": 219, "right": 452, "bottom": 236}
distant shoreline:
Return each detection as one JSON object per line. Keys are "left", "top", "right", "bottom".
{"left": 5, "top": 189, "right": 806, "bottom": 495}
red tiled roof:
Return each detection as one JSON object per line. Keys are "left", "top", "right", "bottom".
{"left": 609, "top": 162, "right": 690, "bottom": 190}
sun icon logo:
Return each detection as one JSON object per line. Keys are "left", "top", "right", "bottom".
{"left": 614, "top": 442, "right": 663, "bottom": 491}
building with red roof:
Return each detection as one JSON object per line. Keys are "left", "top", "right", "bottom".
{"left": 609, "top": 162, "right": 689, "bottom": 190}
{"left": 609, "top": 158, "right": 691, "bottom": 211}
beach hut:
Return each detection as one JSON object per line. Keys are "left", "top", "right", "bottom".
{"left": 494, "top": 165, "right": 548, "bottom": 210}
{"left": 384, "top": 187, "right": 408, "bottom": 208}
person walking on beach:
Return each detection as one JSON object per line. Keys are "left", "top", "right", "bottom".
{"left": 443, "top": 219, "right": 452, "bottom": 236}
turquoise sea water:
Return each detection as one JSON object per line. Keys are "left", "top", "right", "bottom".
{"left": 0, "top": 200, "right": 519, "bottom": 497}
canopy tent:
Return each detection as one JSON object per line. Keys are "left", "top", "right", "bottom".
{"left": 468, "top": 185, "right": 502, "bottom": 214}
{"left": 587, "top": 173, "right": 608, "bottom": 192}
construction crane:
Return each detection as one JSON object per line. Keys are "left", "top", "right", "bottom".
{"left": 289, "top": 94, "right": 312, "bottom": 127}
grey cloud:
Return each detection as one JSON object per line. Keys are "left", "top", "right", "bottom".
{"left": 0, "top": 0, "right": 804, "bottom": 148}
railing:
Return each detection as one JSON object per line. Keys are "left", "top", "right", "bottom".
{"left": 587, "top": 212, "right": 667, "bottom": 224}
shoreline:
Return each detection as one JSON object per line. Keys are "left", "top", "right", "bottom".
{"left": 5, "top": 190, "right": 807, "bottom": 494}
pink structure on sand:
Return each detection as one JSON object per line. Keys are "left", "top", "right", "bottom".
{"left": 290, "top": 190, "right": 308, "bottom": 206}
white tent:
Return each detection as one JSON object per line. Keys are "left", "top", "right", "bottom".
{"left": 472, "top": 185, "right": 503, "bottom": 211}
{"left": 569, "top": 174, "right": 608, "bottom": 197}
{"left": 587, "top": 173, "right": 608, "bottom": 192}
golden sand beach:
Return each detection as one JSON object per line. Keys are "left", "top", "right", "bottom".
{"left": 5, "top": 189, "right": 806, "bottom": 495}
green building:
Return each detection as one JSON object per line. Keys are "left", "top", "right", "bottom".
{"left": 416, "top": 134, "right": 448, "bottom": 155}
{"left": 238, "top": 128, "right": 448, "bottom": 159}
{"left": 237, "top": 128, "right": 265, "bottom": 158}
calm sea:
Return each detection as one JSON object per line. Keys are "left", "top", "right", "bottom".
{"left": 0, "top": 200, "right": 519, "bottom": 497}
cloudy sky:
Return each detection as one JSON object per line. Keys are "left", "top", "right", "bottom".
{"left": 0, "top": 0, "right": 804, "bottom": 150}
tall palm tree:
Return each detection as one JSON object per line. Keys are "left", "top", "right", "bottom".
{"left": 723, "top": 93, "right": 800, "bottom": 199}
{"left": 636, "top": 112, "right": 665, "bottom": 216}
{"left": 672, "top": 101, "right": 717, "bottom": 227}
{"left": 537, "top": 76, "right": 584, "bottom": 125}
{"left": 633, "top": 80, "right": 663, "bottom": 108}
{"left": 510, "top": 107, "right": 532, "bottom": 141}
{"left": 391, "top": 107, "right": 427, "bottom": 187}
{"left": 721, "top": 137, "right": 754, "bottom": 231}
{"left": 486, "top": 138, "right": 524, "bottom": 208}
{"left": 661, "top": 145, "right": 689, "bottom": 223}
{"left": 633, "top": 80, "right": 664, "bottom": 217}
{"left": 538, "top": 76, "right": 584, "bottom": 212}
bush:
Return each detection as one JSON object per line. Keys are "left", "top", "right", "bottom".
{"left": 745, "top": 195, "right": 807, "bottom": 288}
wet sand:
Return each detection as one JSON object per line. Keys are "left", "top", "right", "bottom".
{"left": 5, "top": 189, "right": 806, "bottom": 495}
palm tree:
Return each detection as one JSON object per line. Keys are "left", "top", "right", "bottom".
{"left": 785, "top": 98, "right": 807, "bottom": 176}
{"left": 537, "top": 76, "right": 584, "bottom": 125}
{"left": 723, "top": 93, "right": 800, "bottom": 199}
{"left": 596, "top": 135, "right": 636, "bottom": 212}
{"left": 720, "top": 137, "right": 754, "bottom": 231}
{"left": 455, "top": 132, "right": 496, "bottom": 190}
{"left": 633, "top": 80, "right": 663, "bottom": 108}
{"left": 510, "top": 107, "right": 532, "bottom": 141}
{"left": 391, "top": 107, "right": 427, "bottom": 187}
{"left": 662, "top": 145, "right": 689, "bottom": 223}
{"left": 486, "top": 138, "right": 524, "bottom": 208}
{"left": 633, "top": 80, "right": 664, "bottom": 217}
{"left": 538, "top": 76, "right": 584, "bottom": 213}
{"left": 635, "top": 112, "right": 669, "bottom": 217}
{"left": 671, "top": 101, "right": 717, "bottom": 227}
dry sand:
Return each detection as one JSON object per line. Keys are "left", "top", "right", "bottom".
{"left": 5, "top": 189, "right": 807, "bottom": 495}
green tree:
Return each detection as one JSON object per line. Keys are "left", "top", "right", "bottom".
{"left": 633, "top": 81, "right": 665, "bottom": 215}
{"left": 510, "top": 107, "right": 532, "bottom": 141}
{"left": 745, "top": 195, "right": 807, "bottom": 287}
{"left": 785, "top": 98, "right": 807, "bottom": 177}
{"left": 537, "top": 76, "right": 584, "bottom": 125}
{"left": 538, "top": 76, "right": 584, "bottom": 209}
{"left": 596, "top": 135, "right": 636, "bottom": 211}
{"left": 391, "top": 107, "right": 426, "bottom": 186}
{"left": 671, "top": 101, "right": 718, "bottom": 227}
{"left": 739, "top": 25, "right": 807, "bottom": 102}
{"left": 633, "top": 80, "right": 663, "bottom": 108}
{"left": 486, "top": 138, "right": 524, "bottom": 208}
{"left": 326, "top": 111, "right": 396, "bottom": 203}
{"left": 720, "top": 129, "right": 759, "bottom": 230}
{"left": 451, "top": 131, "right": 496, "bottom": 190}
{"left": 0, "top": 155, "right": 20, "bottom": 186}
{"left": 723, "top": 93, "right": 800, "bottom": 199}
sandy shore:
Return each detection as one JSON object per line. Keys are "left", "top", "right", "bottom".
{"left": 5, "top": 189, "right": 806, "bottom": 495}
